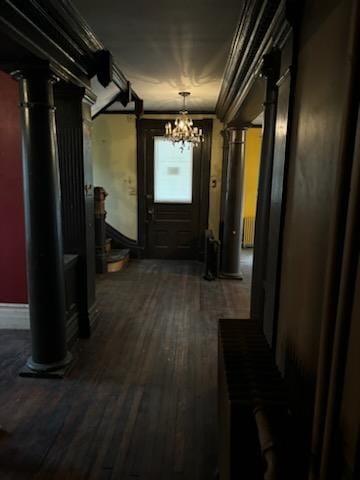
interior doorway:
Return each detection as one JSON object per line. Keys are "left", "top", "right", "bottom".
{"left": 137, "top": 119, "right": 212, "bottom": 260}
{"left": 242, "top": 125, "right": 263, "bottom": 251}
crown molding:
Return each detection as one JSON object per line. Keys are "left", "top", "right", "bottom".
{"left": 216, "top": 0, "right": 297, "bottom": 125}
{"left": 0, "top": 0, "right": 141, "bottom": 102}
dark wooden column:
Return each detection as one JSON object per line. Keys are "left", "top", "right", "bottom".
{"left": 14, "top": 63, "right": 71, "bottom": 372}
{"left": 263, "top": 39, "right": 294, "bottom": 347}
{"left": 220, "top": 127, "right": 246, "bottom": 278}
{"left": 251, "top": 51, "right": 280, "bottom": 325}
{"left": 54, "top": 83, "right": 97, "bottom": 338}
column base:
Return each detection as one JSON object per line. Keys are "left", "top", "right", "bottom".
{"left": 19, "top": 351, "right": 73, "bottom": 379}
{"left": 218, "top": 272, "right": 243, "bottom": 280}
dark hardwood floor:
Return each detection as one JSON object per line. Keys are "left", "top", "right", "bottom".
{"left": 0, "top": 251, "right": 252, "bottom": 480}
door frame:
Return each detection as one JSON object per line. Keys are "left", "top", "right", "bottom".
{"left": 136, "top": 118, "right": 212, "bottom": 259}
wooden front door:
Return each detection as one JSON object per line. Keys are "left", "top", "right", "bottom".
{"left": 137, "top": 119, "right": 212, "bottom": 260}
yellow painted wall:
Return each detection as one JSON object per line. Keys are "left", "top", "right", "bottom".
{"left": 243, "top": 128, "right": 262, "bottom": 218}
{"left": 92, "top": 114, "right": 224, "bottom": 241}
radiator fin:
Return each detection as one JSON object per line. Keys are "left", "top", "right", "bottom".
{"left": 218, "top": 319, "right": 289, "bottom": 479}
{"left": 242, "top": 216, "right": 255, "bottom": 247}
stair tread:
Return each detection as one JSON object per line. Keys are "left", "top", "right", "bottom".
{"left": 107, "top": 249, "right": 130, "bottom": 263}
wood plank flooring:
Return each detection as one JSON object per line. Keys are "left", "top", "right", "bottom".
{"left": 0, "top": 251, "right": 252, "bottom": 480}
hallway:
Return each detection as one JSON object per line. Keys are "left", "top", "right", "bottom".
{"left": 2, "top": 1, "right": 360, "bottom": 477}
{"left": 0, "top": 253, "right": 252, "bottom": 480}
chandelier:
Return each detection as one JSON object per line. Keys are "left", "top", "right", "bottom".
{"left": 165, "top": 92, "right": 204, "bottom": 148}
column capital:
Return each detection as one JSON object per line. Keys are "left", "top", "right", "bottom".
{"left": 222, "top": 127, "right": 246, "bottom": 144}
{"left": 13, "top": 62, "right": 61, "bottom": 112}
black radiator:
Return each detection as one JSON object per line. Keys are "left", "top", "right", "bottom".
{"left": 218, "top": 319, "right": 289, "bottom": 480}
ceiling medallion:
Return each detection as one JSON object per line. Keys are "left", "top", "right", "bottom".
{"left": 165, "top": 91, "right": 204, "bottom": 150}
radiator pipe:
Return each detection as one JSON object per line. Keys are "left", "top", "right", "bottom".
{"left": 254, "top": 408, "right": 278, "bottom": 480}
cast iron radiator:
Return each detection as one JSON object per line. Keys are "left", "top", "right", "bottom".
{"left": 242, "top": 216, "right": 256, "bottom": 248}
{"left": 218, "top": 319, "right": 289, "bottom": 480}
{"left": 204, "top": 229, "right": 221, "bottom": 280}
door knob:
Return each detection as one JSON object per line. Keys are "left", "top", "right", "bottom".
{"left": 148, "top": 207, "right": 155, "bottom": 221}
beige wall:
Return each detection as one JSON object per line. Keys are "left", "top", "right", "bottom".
{"left": 92, "top": 113, "right": 224, "bottom": 241}
{"left": 207, "top": 116, "right": 223, "bottom": 237}
{"left": 92, "top": 114, "right": 138, "bottom": 239}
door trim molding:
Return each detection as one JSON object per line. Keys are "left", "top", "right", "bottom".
{"left": 136, "top": 118, "right": 212, "bottom": 259}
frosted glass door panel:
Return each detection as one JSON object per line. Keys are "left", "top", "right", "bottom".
{"left": 154, "top": 137, "right": 193, "bottom": 203}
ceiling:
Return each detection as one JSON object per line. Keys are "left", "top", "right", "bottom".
{"left": 72, "top": 0, "right": 244, "bottom": 112}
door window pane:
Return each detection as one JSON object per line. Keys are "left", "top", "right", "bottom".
{"left": 154, "top": 137, "right": 193, "bottom": 203}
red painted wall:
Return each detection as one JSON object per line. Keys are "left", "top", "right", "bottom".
{"left": 0, "top": 71, "right": 27, "bottom": 303}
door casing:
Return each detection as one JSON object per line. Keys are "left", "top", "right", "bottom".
{"left": 137, "top": 118, "right": 212, "bottom": 259}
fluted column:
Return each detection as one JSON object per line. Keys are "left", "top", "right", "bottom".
{"left": 220, "top": 127, "right": 246, "bottom": 278}
{"left": 14, "top": 63, "right": 72, "bottom": 372}
{"left": 54, "top": 83, "right": 97, "bottom": 338}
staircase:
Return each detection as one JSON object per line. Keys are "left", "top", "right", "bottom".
{"left": 94, "top": 187, "right": 130, "bottom": 274}
{"left": 105, "top": 237, "right": 129, "bottom": 273}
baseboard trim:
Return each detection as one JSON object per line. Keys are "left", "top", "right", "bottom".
{"left": 0, "top": 303, "right": 30, "bottom": 329}
{"left": 0, "top": 302, "right": 99, "bottom": 334}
